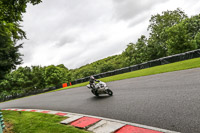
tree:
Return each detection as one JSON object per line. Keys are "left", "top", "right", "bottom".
{"left": 57, "top": 64, "right": 68, "bottom": 70}
{"left": 184, "top": 14, "right": 200, "bottom": 49}
{"left": 122, "top": 35, "right": 148, "bottom": 65}
{"left": 0, "top": 75, "right": 12, "bottom": 93}
{"left": 0, "top": 67, "right": 32, "bottom": 93}
{"left": 0, "top": 0, "right": 42, "bottom": 23}
{"left": 166, "top": 24, "right": 196, "bottom": 55}
{"left": 192, "top": 32, "right": 200, "bottom": 49}
{"left": 122, "top": 43, "right": 137, "bottom": 66}
{"left": 134, "top": 35, "right": 148, "bottom": 64}
{"left": 147, "top": 8, "right": 188, "bottom": 59}
{"left": 111, "top": 55, "right": 126, "bottom": 68}
{"left": 31, "top": 66, "right": 46, "bottom": 90}
{"left": 99, "top": 62, "right": 115, "bottom": 73}
{"left": 0, "top": 0, "right": 42, "bottom": 80}
{"left": 0, "top": 65, "right": 47, "bottom": 95}
{"left": 184, "top": 14, "right": 200, "bottom": 39}
{"left": 0, "top": 23, "right": 23, "bottom": 80}
{"left": 8, "top": 66, "right": 35, "bottom": 92}
{"left": 44, "top": 65, "right": 67, "bottom": 87}
{"left": 165, "top": 14, "right": 200, "bottom": 55}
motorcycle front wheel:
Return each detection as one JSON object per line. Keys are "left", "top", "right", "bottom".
{"left": 107, "top": 89, "right": 113, "bottom": 96}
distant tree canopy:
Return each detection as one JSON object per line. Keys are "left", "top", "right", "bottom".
{"left": 1, "top": 8, "right": 200, "bottom": 96}
{"left": 166, "top": 14, "right": 200, "bottom": 54}
{"left": 0, "top": 0, "right": 42, "bottom": 80}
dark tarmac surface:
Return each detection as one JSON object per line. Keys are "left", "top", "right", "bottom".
{"left": 1, "top": 68, "right": 200, "bottom": 133}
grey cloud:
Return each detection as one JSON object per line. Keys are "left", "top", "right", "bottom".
{"left": 128, "top": 13, "right": 149, "bottom": 28}
{"left": 86, "top": 35, "right": 108, "bottom": 48}
{"left": 55, "top": 36, "right": 76, "bottom": 47}
{"left": 23, "top": 0, "right": 112, "bottom": 45}
{"left": 44, "top": 0, "right": 113, "bottom": 28}
{"left": 112, "top": 0, "right": 168, "bottom": 21}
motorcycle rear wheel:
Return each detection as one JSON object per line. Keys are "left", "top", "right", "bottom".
{"left": 91, "top": 90, "right": 99, "bottom": 96}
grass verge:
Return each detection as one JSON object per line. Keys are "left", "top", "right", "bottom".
{"left": 54, "top": 57, "right": 200, "bottom": 91}
{"left": 1, "top": 110, "right": 88, "bottom": 133}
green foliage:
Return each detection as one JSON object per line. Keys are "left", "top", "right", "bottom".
{"left": 0, "top": 66, "right": 41, "bottom": 93}
{"left": 166, "top": 22, "right": 197, "bottom": 55}
{"left": 193, "top": 32, "right": 200, "bottom": 49}
{"left": 44, "top": 65, "right": 68, "bottom": 87}
{"left": 99, "top": 61, "right": 115, "bottom": 73}
{"left": 0, "top": 0, "right": 42, "bottom": 23}
{"left": 122, "top": 35, "right": 148, "bottom": 65}
{"left": 0, "top": 64, "right": 70, "bottom": 96}
{"left": 31, "top": 66, "right": 46, "bottom": 90}
{"left": 184, "top": 14, "right": 200, "bottom": 38}
{"left": 122, "top": 43, "right": 137, "bottom": 66}
{"left": 147, "top": 8, "right": 188, "bottom": 59}
{"left": 0, "top": 0, "right": 42, "bottom": 80}
{"left": 0, "top": 21, "right": 23, "bottom": 80}
{"left": 165, "top": 14, "right": 200, "bottom": 55}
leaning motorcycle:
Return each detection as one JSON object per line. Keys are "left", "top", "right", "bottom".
{"left": 87, "top": 81, "right": 113, "bottom": 96}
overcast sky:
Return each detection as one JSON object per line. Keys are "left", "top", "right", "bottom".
{"left": 20, "top": 0, "right": 200, "bottom": 69}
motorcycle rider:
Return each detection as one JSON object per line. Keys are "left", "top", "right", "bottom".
{"left": 89, "top": 76, "right": 100, "bottom": 90}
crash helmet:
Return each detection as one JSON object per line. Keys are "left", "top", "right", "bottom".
{"left": 90, "top": 76, "right": 95, "bottom": 80}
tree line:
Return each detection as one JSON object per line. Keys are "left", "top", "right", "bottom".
{"left": 0, "top": 8, "right": 200, "bottom": 97}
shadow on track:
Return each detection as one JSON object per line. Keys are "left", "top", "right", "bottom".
{"left": 90, "top": 95, "right": 113, "bottom": 101}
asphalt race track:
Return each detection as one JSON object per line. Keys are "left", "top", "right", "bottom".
{"left": 0, "top": 68, "right": 200, "bottom": 133}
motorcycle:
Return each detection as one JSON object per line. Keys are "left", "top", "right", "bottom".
{"left": 87, "top": 81, "right": 113, "bottom": 96}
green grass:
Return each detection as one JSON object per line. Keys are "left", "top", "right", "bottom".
{"left": 1, "top": 110, "right": 88, "bottom": 133}
{"left": 54, "top": 57, "right": 200, "bottom": 91}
